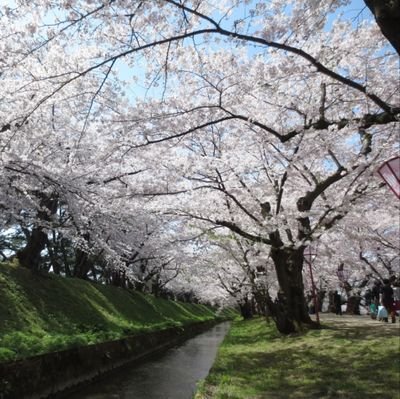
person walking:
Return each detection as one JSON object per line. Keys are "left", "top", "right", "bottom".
{"left": 381, "top": 279, "right": 396, "bottom": 323}
{"left": 371, "top": 281, "right": 381, "bottom": 308}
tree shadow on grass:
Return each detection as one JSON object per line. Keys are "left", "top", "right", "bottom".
{"left": 323, "top": 323, "right": 399, "bottom": 340}
{"left": 222, "top": 321, "right": 281, "bottom": 347}
{"left": 211, "top": 346, "right": 398, "bottom": 399}
{"left": 206, "top": 319, "right": 399, "bottom": 399}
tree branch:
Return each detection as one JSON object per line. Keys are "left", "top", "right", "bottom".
{"left": 215, "top": 220, "right": 272, "bottom": 245}
{"left": 165, "top": 0, "right": 396, "bottom": 113}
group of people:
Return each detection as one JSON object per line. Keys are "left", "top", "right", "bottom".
{"left": 366, "top": 277, "right": 400, "bottom": 323}
{"left": 331, "top": 276, "right": 400, "bottom": 322}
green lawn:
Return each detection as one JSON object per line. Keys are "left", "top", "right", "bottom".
{"left": 196, "top": 316, "right": 400, "bottom": 399}
{"left": 0, "top": 261, "right": 236, "bottom": 362}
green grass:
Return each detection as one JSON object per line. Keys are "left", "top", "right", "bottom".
{"left": 0, "top": 261, "right": 236, "bottom": 362}
{"left": 195, "top": 317, "right": 400, "bottom": 399}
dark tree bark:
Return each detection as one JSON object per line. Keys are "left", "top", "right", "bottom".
{"left": 17, "top": 228, "right": 48, "bottom": 272}
{"left": 364, "top": 0, "right": 400, "bottom": 55}
{"left": 317, "top": 290, "right": 326, "bottom": 313}
{"left": 17, "top": 192, "right": 58, "bottom": 272}
{"left": 328, "top": 290, "right": 336, "bottom": 313}
{"left": 73, "top": 234, "right": 92, "bottom": 279}
{"left": 60, "top": 238, "right": 72, "bottom": 277}
{"left": 73, "top": 250, "right": 89, "bottom": 278}
{"left": 269, "top": 247, "right": 317, "bottom": 334}
{"left": 46, "top": 241, "right": 62, "bottom": 275}
{"left": 74, "top": 250, "right": 92, "bottom": 279}
{"left": 215, "top": 220, "right": 318, "bottom": 333}
{"left": 346, "top": 295, "right": 362, "bottom": 315}
{"left": 239, "top": 297, "right": 253, "bottom": 320}
{"left": 109, "top": 269, "right": 128, "bottom": 288}
{"left": 253, "top": 289, "right": 268, "bottom": 316}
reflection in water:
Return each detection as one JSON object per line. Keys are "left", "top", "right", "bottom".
{"left": 67, "top": 322, "right": 230, "bottom": 399}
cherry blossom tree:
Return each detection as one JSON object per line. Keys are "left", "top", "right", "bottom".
{"left": 195, "top": 233, "right": 277, "bottom": 318}
{"left": 0, "top": 1, "right": 399, "bottom": 333}
{"left": 317, "top": 202, "right": 399, "bottom": 289}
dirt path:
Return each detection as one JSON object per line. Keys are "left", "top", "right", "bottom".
{"left": 312, "top": 313, "right": 400, "bottom": 338}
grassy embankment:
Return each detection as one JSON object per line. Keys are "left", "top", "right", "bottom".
{"left": 0, "top": 261, "right": 237, "bottom": 362}
{"left": 196, "top": 316, "right": 400, "bottom": 399}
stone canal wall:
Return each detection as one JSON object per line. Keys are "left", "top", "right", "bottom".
{"left": 0, "top": 320, "right": 219, "bottom": 399}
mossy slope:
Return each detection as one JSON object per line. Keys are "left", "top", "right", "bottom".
{"left": 0, "top": 262, "right": 236, "bottom": 361}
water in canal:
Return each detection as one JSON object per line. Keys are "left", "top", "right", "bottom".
{"left": 67, "top": 322, "right": 230, "bottom": 399}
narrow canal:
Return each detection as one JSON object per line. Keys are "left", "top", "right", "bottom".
{"left": 67, "top": 322, "right": 231, "bottom": 399}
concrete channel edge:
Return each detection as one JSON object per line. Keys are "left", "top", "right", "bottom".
{"left": 0, "top": 319, "right": 224, "bottom": 399}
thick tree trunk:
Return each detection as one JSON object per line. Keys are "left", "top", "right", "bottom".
{"left": 269, "top": 247, "right": 316, "bottom": 334}
{"left": 317, "top": 290, "right": 326, "bottom": 312}
{"left": 60, "top": 238, "right": 72, "bottom": 277}
{"left": 17, "top": 228, "right": 48, "bottom": 272}
{"left": 17, "top": 192, "right": 58, "bottom": 272}
{"left": 239, "top": 298, "right": 253, "bottom": 320}
{"left": 346, "top": 295, "right": 362, "bottom": 315}
{"left": 364, "top": 0, "right": 400, "bottom": 55}
{"left": 47, "top": 239, "right": 62, "bottom": 275}
{"left": 73, "top": 233, "right": 92, "bottom": 279}
{"left": 73, "top": 249, "right": 92, "bottom": 279}
{"left": 328, "top": 290, "right": 336, "bottom": 313}
{"left": 253, "top": 289, "right": 268, "bottom": 316}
